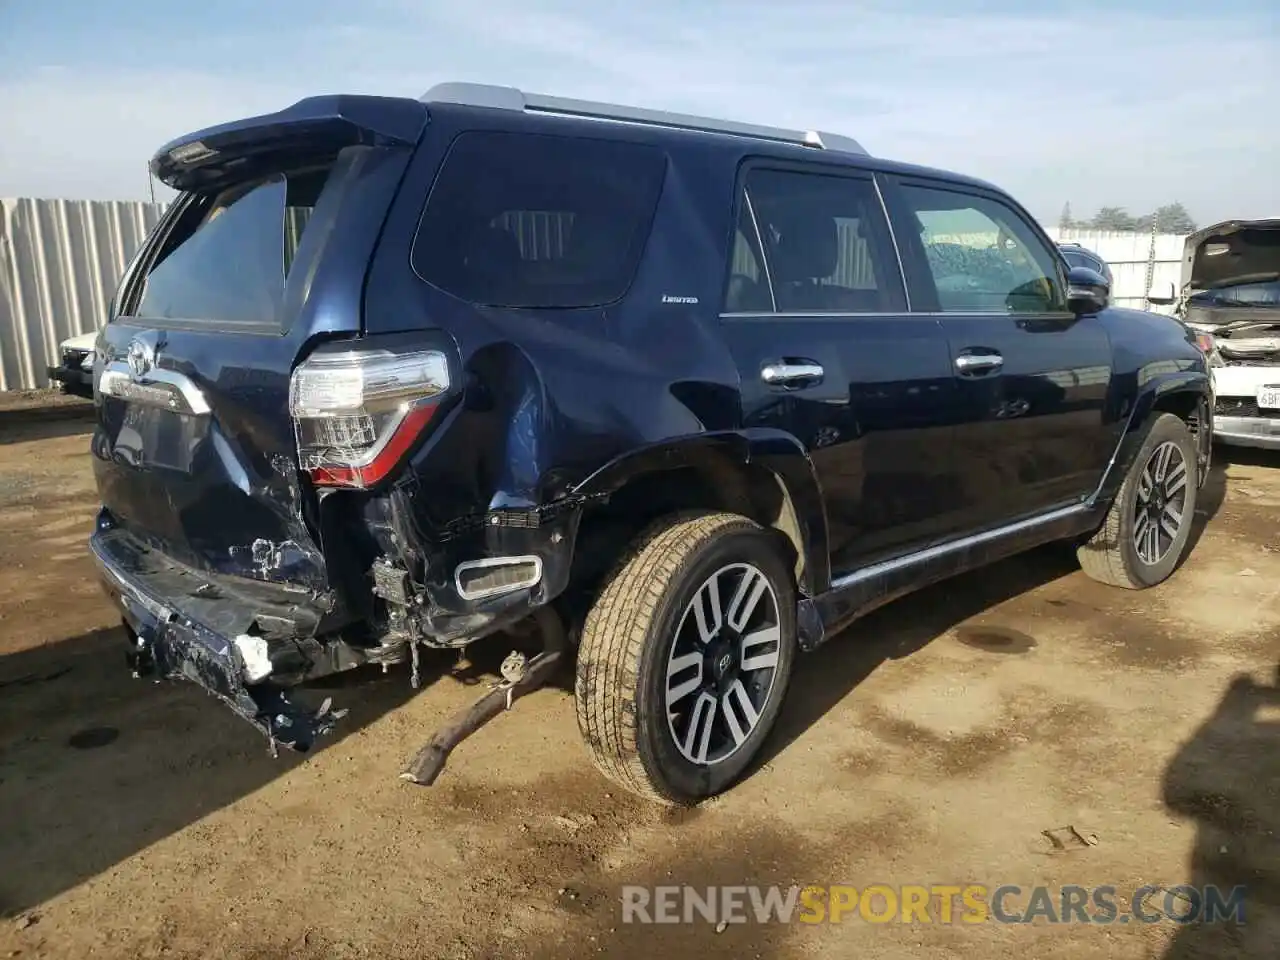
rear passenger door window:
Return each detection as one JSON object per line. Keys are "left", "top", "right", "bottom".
{"left": 724, "top": 168, "right": 905, "bottom": 314}
{"left": 895, "top": 184, "right": 1067, "bottom": 314}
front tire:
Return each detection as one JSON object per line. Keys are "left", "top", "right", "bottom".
{"left": 574, "top": 512, "right": 797, "bottom": 805}
{"left": 1077, "top": 413, "right": 1199, "bottom": 589}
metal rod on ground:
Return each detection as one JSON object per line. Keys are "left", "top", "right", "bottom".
{"left": 399, "top": 607, "right": 568, "bottom": 786}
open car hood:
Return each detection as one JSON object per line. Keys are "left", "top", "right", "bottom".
{"left": 1180, "top": 217, "right": 1280, "bottom": 291}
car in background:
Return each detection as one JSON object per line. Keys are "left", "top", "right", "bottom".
{"left": 1058, "top": 242, "right": 1113, "bottom": 287}
{"left": 47, "top": 331, "right": 97, "bottom": 399}
{"left": 1149, "top": 217, "right": 1280, "bottom": 450}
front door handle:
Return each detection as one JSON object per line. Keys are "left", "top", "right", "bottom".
{"left": 955, "top": 353, "right": 1004, "bottom": 375}
{"left": 761, "top": 360, "right": 824, "bottom": 388}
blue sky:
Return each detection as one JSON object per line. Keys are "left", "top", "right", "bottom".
{"left": 1, "top": 0, "right": 1276, "bottom": 227}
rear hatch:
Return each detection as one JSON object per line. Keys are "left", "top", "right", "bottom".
{"left": 91, "top": 96, "right": 427, "bottom": 636}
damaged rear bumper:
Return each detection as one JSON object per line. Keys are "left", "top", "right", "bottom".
{"left": 90, "top": 529, "right": 346, "bottom": 751}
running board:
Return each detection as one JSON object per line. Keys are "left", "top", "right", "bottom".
{"left": 796, "top": 502, "right": 1098, "bottom": 650}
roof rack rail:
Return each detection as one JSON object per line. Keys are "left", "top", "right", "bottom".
{"left": 420, "top": 82, "right": 869, "bottom": 156}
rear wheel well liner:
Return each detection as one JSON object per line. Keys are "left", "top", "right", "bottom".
{"left": 570, "top": 432, "right": 829, "bottom": 597}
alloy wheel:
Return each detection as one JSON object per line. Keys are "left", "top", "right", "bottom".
{"left": 1133, "top": 440, "right": 1189, "bottom": 566}
{"left": 664, "top": 562, "right": 783, "bottom": 766}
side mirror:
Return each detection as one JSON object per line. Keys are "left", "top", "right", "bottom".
{"left": 1146, "top": 280, "right": 1177, "bottom": 306}
{"left": 1067, "top": 266, "right": 1109, "bottom": 315}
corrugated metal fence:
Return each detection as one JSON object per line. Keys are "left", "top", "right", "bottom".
{"left": 0, "top": 198, "right": 165, "bottom": 391}
{"left": 0, "top": 197, "right": 1190, "bottom": 392}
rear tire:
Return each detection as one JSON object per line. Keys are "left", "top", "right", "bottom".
{"left": 1077, "top": 413, "right": 1199, "bottom": 589}
{"left": 574, "top": 512, "right": 796, "bottom": 805}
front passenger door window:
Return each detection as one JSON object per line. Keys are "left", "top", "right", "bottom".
{"left": 899, "top": 185, "right": 1067, "bottom": 314}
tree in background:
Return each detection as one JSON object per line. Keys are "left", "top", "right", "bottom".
{"left": 1057, "top": 203, "right": 1198, "bottom": 233}
{"left": 1090, "top": 207, "right": 1140, "bottom": 231}
{"left": 1135, "top": 203, "right": 1197, "bottom": 234}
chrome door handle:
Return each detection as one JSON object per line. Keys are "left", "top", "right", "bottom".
{"left": 955, "top": 353, "right": 1003, "bottom": 374}
{"left": 761, "top": 361, "right": 824, "bottom": 388}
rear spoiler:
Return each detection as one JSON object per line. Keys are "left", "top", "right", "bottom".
{"left": 151, "top": 95, "right": 428, "bottom": 192}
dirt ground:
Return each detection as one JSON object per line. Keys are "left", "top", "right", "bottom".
{"left": 0, "top": 415, "right": 1276, "bottom": 960}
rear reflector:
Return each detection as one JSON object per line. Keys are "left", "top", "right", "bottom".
{"left": 290, "top": 344, "right": 449, "bottom": 489}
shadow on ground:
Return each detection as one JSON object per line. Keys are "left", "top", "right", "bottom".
{"left": 1160, "top": 659, "right": 1280, "bottom": 959}
{"left": 0, "top": 625, "right": 520, "bottom": 918}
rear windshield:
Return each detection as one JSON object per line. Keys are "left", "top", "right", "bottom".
{"left": 412, "top": 131, "right": 666, "bottom": 309}
{"left": 131, "top": 167, "right": 329, "bottom": 328}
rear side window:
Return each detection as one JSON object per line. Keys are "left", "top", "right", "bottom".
{"left": 132, "top": 169, "right": 328, "bottom": 328}
{"left": 413, "top": 132, "right": 666, "bottom": 309}
{"left": 726, "top": 168, "right": 905, "bottom": 314}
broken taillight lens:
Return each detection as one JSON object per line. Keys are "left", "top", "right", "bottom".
{"left": 289, "top": 344, "right": 450, "bottom": 489}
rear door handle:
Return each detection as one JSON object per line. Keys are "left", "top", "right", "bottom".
{"left": 955, "top": 352, "right": 1003, "bottom": 375}
{"left": 761, "top": 360, "right": 824, "bottom": 389}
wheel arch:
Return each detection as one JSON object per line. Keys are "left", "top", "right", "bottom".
{"left": 570, "top": 429, "right": 830, "bottom": 596}
{"left": 1091, "top": 371, "right": 1213, "bottom": 509}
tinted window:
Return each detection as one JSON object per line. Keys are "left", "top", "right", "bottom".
{"left": 1061, "top": 249, "right": 1087, "bottom": 269}
{"left": 730, "top": 169, "right": 902, "bottom": 314}
{"left": 901, "top": 185, "right": 1066, "bottom": 313}
{"left": 133, "top": 170, "right": 326, "bottom": 327}
{"left": 413, "top": 132, "right": 666, "bottom": 309}
{"left": 725, "top": 197, "right": 774, "bottom": 312}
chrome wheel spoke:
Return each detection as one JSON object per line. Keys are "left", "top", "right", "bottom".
{"left": 740, "top": 625, "right": 780, "bottom": 672}
{"left": 722, "top": 680, "right": 759, "bottom": 747}
{"left": 691, "top": 576, "right": 723, "bottom": 645}
{"left": 666, "top": 651, "right": 703, "bottom": 704}
{"left": 726, "top": 568, "right": 768, "bottom": 632}
{"left": 1159, "top": 503, "right": 1182, "bottom": 540}
{"left": 1163, "top": 457, "right": 1187, "bottom": 497}
{"left": 682, "top": 692, "right": 718, "bottom": 763}
{"left": 1146, "top": 518, "right": 1161, "bottom": 564}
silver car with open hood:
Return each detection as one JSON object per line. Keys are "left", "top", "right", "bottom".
{"left": 1150, "top": 217, "right": 1280, "bottom": 449}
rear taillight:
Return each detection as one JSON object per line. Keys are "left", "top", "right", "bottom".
{"left": 289, "top": 345, "right": 450, "bottom": 489}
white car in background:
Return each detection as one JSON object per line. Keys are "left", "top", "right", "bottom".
{"left": 1149, "top": 216, "right": 1280, "bottom": 451}
{"left": 46, "top": 331, "right": 98, "bottom": 399}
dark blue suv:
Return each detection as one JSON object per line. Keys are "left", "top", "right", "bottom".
{"left": 89, "top": 82, "right": 1213, "bottom": 805}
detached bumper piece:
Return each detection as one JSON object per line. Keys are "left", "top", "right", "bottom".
{"left": 91, "top": 533, "right": 340, "bottom": 754}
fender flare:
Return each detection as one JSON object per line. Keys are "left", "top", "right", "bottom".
{"left": 1090, "top": 369, "right": 1212, "bottom": 508}
{"left": 571, "top": 429, "right": 831, "bottom": 596}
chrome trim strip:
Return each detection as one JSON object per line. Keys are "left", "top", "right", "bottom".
{"left": 873, "top": 175, "right": 911, "bottom": 312}
{"left": 742, "top": 189, "right": 777, "bottom": 314}
{"left": 828, "top": 502, "right": 1089, "bottom": 592}
{"left": 454, "top": 555, "right": 544, "bottom": 602}
{"left": 99, "top": 360, "right": 212, "bottom": 415}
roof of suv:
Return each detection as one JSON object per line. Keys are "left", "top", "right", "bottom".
{"left": 151, "top": 81, "right": 1010, "bottom": 199}
{"left": 418, "top": 82, "right": 1009, "bottom": 197}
